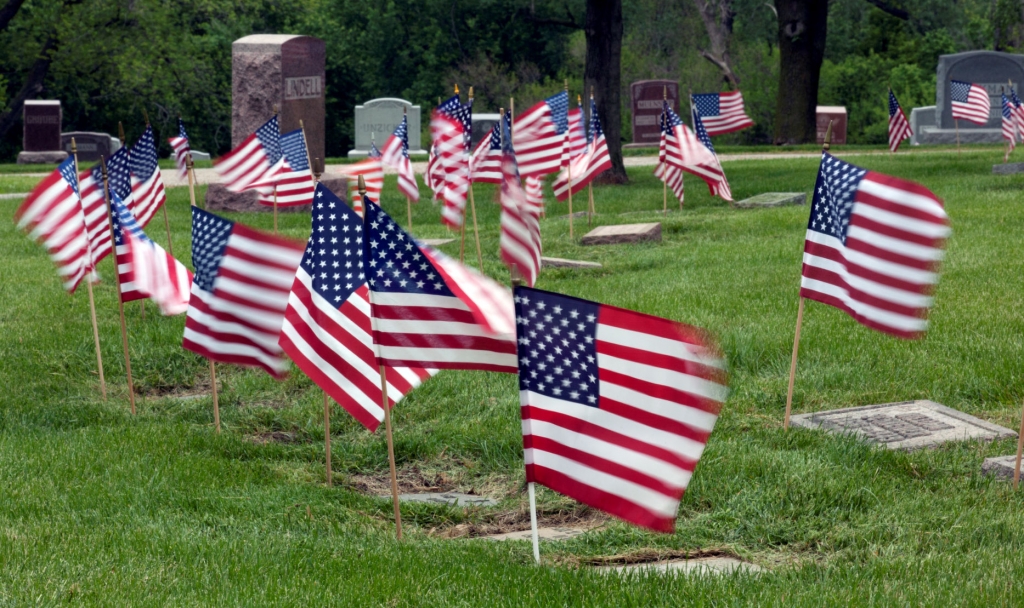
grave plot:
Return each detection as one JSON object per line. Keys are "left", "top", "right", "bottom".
{"left": 981, "top": 455, "right": 1023, "bottom": 479}
{"left": 586, "top": 550, "right": 763, "bottom": 577}
{"left": 382, "top": 493, "right": 497, "bottom": 507}
{"left": 419, "top": 238, "right": 455, "bottom": 247}
{"left": 992, "top": 163, "right": 1024, "bottom": 174}
{"left": 734, "top": 192, "right": 806, "bottom": 208}
{"left": 790, "top": 400, "right": 1016, "bottom": 450}
{"left": 580, "top": 223, "right": 661, "bottom": 246}
{"left": 540, "top": 257, "right": 602, "bottom": 269}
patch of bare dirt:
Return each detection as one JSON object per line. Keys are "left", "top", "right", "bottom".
{"left": 246, "top": 431, "right": 297, "bottom": 445}
{"left": 574, "top": 547, "right": 739, "bottom": 567}
{"left": 429, "top": 503, "right": 608, "bottom": 539}
{"left": 348, "top": 466, "right": 461, "bottom": 495}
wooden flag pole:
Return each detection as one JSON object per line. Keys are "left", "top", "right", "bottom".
{"left": 1013, "top": 401, "right": 1024, "bottom": 490}
{"left": 508, "top": 266, "right": 540, "bottom": 564}
{"left": 360, "top": 174, "right": 402, "bottom": 538}
{"left": 662, "top": 87, "right": 668, "bottom": 215}
{"left": 324, "top": 390, "right": 333, "bottom": 486}
{"left": 73, "top": 138, "right": 107, "bottom": 400}
{"left": 785, "top": 121, "right": 832, "bottom": 430}
{"left": 955, "top": 118, "right": 961, "bottom": 155}
{"left": 186, "top": 154, "right": 199, "bottom": 208}
{"left": 467, "top": 86, "right": 484, "bottom": 270}
{"left": 118, "top": 122, "right": 146, "bottom": 321}
{"left": 101, "top": 156, "right": 137, "bottom": 415}
{"left": 401, "top": 106, "right": 413, "bottom": 230}
{"left": 565, "top": 82, "right": 574, "bottom": 239}
{"left": 143, "top": 110, "right": 174, "bottom": 258}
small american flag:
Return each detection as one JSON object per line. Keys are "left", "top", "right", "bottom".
{"left": 498, "top": 118, "right": 542, "bottom": 287}
{"left": 1003, "top": 94, "right": 1018, "bottom": 161}
{"left": 654, "top": 108, "right": 685, "bottom": 205}
{"left": 129, "top": 125, "right": 168, "bottom": 228}
{"left": 15, "top": 156, "right": 93, "bottom": 292}
{"left": 566, "top": 98, "right": 588, "bottom": 160}
{"left": 77, "top": 163, "right": 113, "bottom": 265}
{"left": 426, "top": 143, "right": 444, "bottom": 199}
{"left": 513, "top": 91, "right": 569, "bottom": 178}
{"left": 258, "top": 129, "right": 316, "bottom": 207}
{"left": 470, "top": 114, "right": 505, "bottom": 184}
{"left": 341, "top": 141, "right": 384, "bottom": 215}
{"left": 692, "top": 91, "right": 754, "bottom": 136}
{"left": 363, "top": 202, "right": 518, "bottom": 373}
{"left": 950, "top": 80, "right": 991, "bottom": 125}
{"left": 168, "top": 118, "right": 191, "bottom": 178}
{"left": 111, "top": 194, "right": 192, "bottom": 314}
{"left": 183, "top": 207, "right": 306, "bottom": 377}
{"left": 431, "top": 101, "right": 470, "bottom": 228}
{"left": 514, "top": 286, "right": 727, "bottom": 532}
{"left": 553, "top": 97, "right": 612, "bottom": 201}
{"left": 525, "top": 176, "right": 544, "bottom": 216}
{"left": 279, "top": 184, "right": 435, "bottom": 430}
{"left": 888, "top": 90, "right": 912, "bottom": 153}
{"left": 662, "top": 105, "right": 731, "bottom": 201}
{"left": 800, "top": 153, "right": 950, "bottom": 338}
{"left": 1012, "top": 88, "right": 1024, "bottom": 138}
{"left": 380, "top": 115, "right": 420, "bottom": 202}
{"left": 214, "top": 116, "right": 285, "bottom": 193}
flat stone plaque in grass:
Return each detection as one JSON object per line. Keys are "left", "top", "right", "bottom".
{"left": 790, "top": 400, "right": 1015, "bottom": 450}
{"left": 580, "top": 223, "right": 661, "bottom": 246}
{"left": 541, "top": 257, "right": 602, "bottom": 269}
{"left": 484, "top": 527, "right": 588, "bottom": 542}
{"left": 597, "top": 557, "right": 764, "bottom": 576}
{"left": 419, "top": 238, "right": 455, "bottom": 247}
{"left": 380, "top": 492, "right": 497, "bottom": 507}
{"left": 981, "top": 455, "right": 1023, "bottom": 479}
{"left": 734, "top": 192, "right": 806, "bottom": 209}
{"left": 992, "top": 162, "right": 1024, "bottom": 175}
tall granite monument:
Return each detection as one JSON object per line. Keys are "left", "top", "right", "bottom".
{"left": 207, "top": 34, "right": 325, "bottom": 211}
{"left": 18, "top": 100, "right": 67, "bottom": 164}
{"left": 628, "top": 80, "right": 679, "bottom": 147}
{"left": 913, "top": 50, "right": 1024, "bottom": 144}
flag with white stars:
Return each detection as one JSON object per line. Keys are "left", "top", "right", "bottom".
{"left": 950, "top": 80, "right": 991, "bottom": 125}
{"left": 801, "top": 152, "right": 950, "bottom": 338}
{"left": 552, "top": 97, "right": 611, "bottom": 201}
{"left": 691, "top": 91, "right": 754, "bottom": 136}
{"left": 183, "top": 206, "right": 306, "bottom": 378}
{"left": 168, "top": 118, "right": 191, "bottom": 178}
{"left": 279, "top": 184, "right": 435, "bottom": 430}
{"left": 75, "top": 162, "right": 113, "bottom": 266}
{"left": 1002, "top": 94, "right": 1017, "bottom": 160}
{"left": 257, "top": 129, "right": 316, "bottom": 207}
{"left": 128, "top": 125, "right": 168, "bottom": 228}
{"left": 214, "top": 115, "right": 285, "bottom": 193}
{"left": 470, "top": 111, "right": 508, "bottom": 184}
{"left": 1011, "top": 87, "right": 1024, "bottom": 137}
{"left": 431, "top": 107, "right": 470, "bottom": 228}
{"left": 380, "top": 115, "right": 420, "bottom": 202}
{"left": 110, "top": 193, "right": 191, "bottom": 314}
{"left": 341, "top": 139, "right": 384, "bottom": 215}
{"left": 655, "top": 101, "right": 685, "bottom": 205}
{"left": 514, "top": 286, "right": 727, "bottom": 533}
{"left": 658, "top": 102, "right": 731, "bottom": 201}
{"left": 888, "top": 89, "right": 912, "bottom": 153}
{"left": 363, "top": 201, "right": 517, "bottom": 372}
{"left": 513, "top": 90, "right": 570, "bottom": 178}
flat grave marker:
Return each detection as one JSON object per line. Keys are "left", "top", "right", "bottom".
{"left": 420, "top": 238, "right": 455, "bottom": 247}
{"left": 541, "top": 257, "right": 602, "bottom": 269}
{"left": 381, "top": 492, "right": 497, "bottom": 508}
{"left": 734, "top": 192, "right": 806, "bottom": 209}
{"left": 484, "top": 527, "right": 588, "bottom": 542}
{"left": 597, "top": 557, "right": 764, "bottom": 576}
{"left": 791, "top": 400, "right": 1015, "bottom": 450}
{"left": 981, "top": 455, "right": 1022, "bottom": 479}
{"left": 580, "top": 223, "right": 661, "bottom": 246}
{"left": 992, "top": 162, "right": 1024, "bottom": 174}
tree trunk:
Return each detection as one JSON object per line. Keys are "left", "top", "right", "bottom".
{"left": 584, "top": 0, "right": 627, "bottom": 183}
{"left": 0, "top": 36, "right": 56, "bottom": 142}
{"left": 693, "top": 0, "right": 740, "bottom": 89}
{"left": 773, "top": 0, "right": 828, "bottom": 144}
{"left": 0, "top": 0, "right": 27, "bottom": 33}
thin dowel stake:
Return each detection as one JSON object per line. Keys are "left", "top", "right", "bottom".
{"left": 210, "top": 360, "right": 220, "bottom": 433}
{"left": 324, "top": 391, "right": 332, "bottom": 486}
{"left": 161, "top": 204, "right": 174, "bottom": 258}
{"left": 459, "top": 219, "right": 467, "bottom": 263}
{"left": 101, "top": 157, "right": 137, "bottom": 415}
{"left": 784, "top": 297, "right": 805, "bottom": 429}
{"left": 469, "top": 185, "right": 483, "bottom": 270}
{"left": 379, "top": 365, "right": 403, "bottom": 539}
{"left": 186, "top": 155, "right": 199, "bottom": 208}
{"left": 273, "top": 186, "right": 279, "bottom": 234}
{"left": 1014, "top": 401, "right": 1024, "bottom": 489}
{"left": 528, "top": 482, "right": 541, "bottom": 564}
{"left": 73, "top": 139, "right": 106, "bottom": 400}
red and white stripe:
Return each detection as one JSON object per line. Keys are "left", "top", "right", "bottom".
{"left": 654, "top": 162, "right": 685, "bottom": 204}
{"left": 76, "top": 168, "right": 113, "bottom": 266}
{"left": 951, "top": 81, "right": 991, "bottom": 125}
{"left": 1003, "top": 97, "right": 1017, "bottom": 161}
{"left": 338, "top": 158, "right": 384, "bottom": 215}
{"left": 664, "top": 123, "right": 731, "bottom": 201}
{"left": 552, "top": 132, "right": 611, "bottom": 201}
{"left": 15, "top": 167, "right": 92, "bottom": 292}
{"left": 514, "top": 100, "right": 565, "bottom": 178}
{"left": 566, "top": 105, "right": 587, "bottom": 160}
{"left": 470, "top": 135, "right": 501, "bottom": 183}
{"left": 525, "top": 176, "right": 544, "bottom": 216}
{"left": 257, "top": 162, "right": 316, "bottom": 207}
{"left": 888, "top": 107, "right": 912, "bottom": 154}
{"left": 696, "top": 91, "right": 754, "bottom": 136}
{"left": 129, "top": 167, "right": 166, "bottom": 228}
{"left": 500, "top": 157, "right": 542, "bottom": 287}
{"left": 169, "top": 136, "right": 190, "bottom": 179}
{"left": 121, "top": 229, "right": 192, "bottom": 315}
{"left": 214, "top": 132, "right": 283, "bottom": 193}
{"left": 426, "top": 145, "right": 444, "bottom": 199}
{"left": 380, "top": 135, "right": 420, "bottom": 203}
{"left": 431, "top": 112, "right": 469, "bottom": 228}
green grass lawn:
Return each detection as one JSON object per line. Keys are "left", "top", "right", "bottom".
{"left": 2, "top": 150, "right": 1024, "bottom": 605}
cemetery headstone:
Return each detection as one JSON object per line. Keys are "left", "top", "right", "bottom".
{"left": 580, "top": 223, "right": 661, "bottom": 246}
{"left": 992, "top": 162, "right": 1024, "bottom": 174}
{"left": 421, "top": 238, "right": 455, "bottom": 247}
{"left": 628, "top": 80, "right": 679, "bottom": 147}
{"left": 18, "top": 100, "right": 67, "bottom": 164}
{"left": 61, "top": 131, "right": 118, "bottom": 163}
{"left": 734, "top": 192, "right": 806, "bottom": 209}
{"left": 790, "top": 400, "right": 1015, "bottom": 450}
{"left": 190, "top": 151, "right": 211, "bottom": 162}
{"left": 383, "top": 492, "right": 497, "bottom": 507}
{"left": 980, "top": 455, "right": 1024, "bottom": 479}
{"left": 816, "top": 106, "right": 847, "bottom": 145}
{"left": 348, "top": 97, "right": 424, "bottom": 157}
{"left": 484, "top": 527, "right": 589, "bottom": 542}
{"left": 541, "top": 257, "right": 602, "bottom": 269}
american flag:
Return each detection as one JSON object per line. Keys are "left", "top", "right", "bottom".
{"left": 691, "top": 91, "right": 754, "bottom": 136}
{"left": 470, "top": 114, "right": 505, "bottom": 184}
{"left": 77, "top": 163, "right": 113, "bottom": 265}
{"left": 426, "top": 143, "right": 444, "bottom": 199}
{"left": 1012, "top": 87, "right": 1024, "bottom": 139}
{"left": 438, "top": 94, "right": 474, "bottom": 150}
{"left": 168, "top": 118, "right": 191, "bottom": 179}
{"left": 110, "top": 194, "right": 192, "bottom": 315}
{"left": 182, "top": 207, "right": 306, "bottom": 377}
{"left": 279, "top": 184, "right": 435, "bottom": 431}
{"left": 341, "top": 141, "right": 384, "bottom": 215}
{"left": 513, "top": 91, "right": 569, "bottom": 178}
{"left": 553, "top": 97, "right": 612, "bottom": 201}
{"left": 128, "top": 125, "right": 168, "bottom": 228}
{"left": 950, "top": 80, "right": 991, "bottom": 125}
{"left": 800, "top": 153, "right": 950, "bottom": 338}
{"left": 363, "top": 202, "right": 518, "bottom": 373}
{"left": 666, "top": 105, "right": 731, "bottom": 201}
{"left": 1003, "top": 94, "right": 1018, "bottom": 161}
{"left": 258, "top": 129, "right": 316, "bottom": 207}
{"left": 566, "top": 99, "right": 588, "bottom": 160}
{"left": 498, "top": 118, "right": 542, "bottom": 287}
{"left": 431, "top": 100, "right": 470, "bottom": 228}
{"left": 380, "top": 115, "right": 420, "bottom": 202}
{"left": 514, "top": 286, "right": 727, "bottom": 532}
{"left": 14, "top": 156, "right": 93, "bottom": 292}
{"left": 214, "top": 116, "right": 285, "bottom": 193}
{"left": 525, "top": 176, "right": 544, "bottom": 216}
{"left": 888, "top": 90, "right": 912, "bottom": 153}
{"left": 654, "top": 108, "right": 685, "bottom": 205}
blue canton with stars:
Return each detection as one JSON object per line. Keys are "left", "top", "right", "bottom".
{"left": 57, "top": 156, "right": 78, "bottom": 195}
{"left": 691, "top": 92, "right": 721, "bottom": 118}
{"left": 393, "top": 115, "right": 411, "bottom": 157}
{"left": 1003, "top": 94, "right": 1014, "bottom": 120}
{"left": 255, "top": 116, "right": 283, "bottom": 166}
{"left": 950, "top": 80, "right": 976, "bottom": 103}
{"left": 190, "top": 207, "right": 235, "bottom": 292}
{"left": 808, "top": 153, "right": 868, "bottom": 244}
{"left": 691, "top": 107, "right": 716, "bottom": 154}
{"left": 1013, "top": 88, "right": 1023, "bottom": 110}
{"left": 129, "top": 125, "right": 159, "bottom": 180}
{"left": 280, "top": 129, "right": 310, "bottom": 171}
{"left": 661, "top": 101, "right": 683, "bottom": 134}
{"left": 105, "top": 146, "right": 133, "bottom": 200}
{"left": 368, "top": 140, "right": 382, "bottom": 159}
{"left": 544, "top": 91, "right": 569, "bottom": 135}
{"left": 110, "top": 193, "right": 150, "bottom": 246}
{"left": 363, "top": 203, "right": 455, "bottom": 297}
{"left": 513, "top": 287, "right": 600, "bottom": 407}
{"left": 588, "top": 98, "right": 602, "bottom": 144}
{"left": 303, "top": 183, "right": 365, "bottom": 306}
{"left": 888, "top": 90, "right": 902, "bottom": 118}
{"left": 177, "top": 118, "right": 189, "bottom": 140}
{"left": 438, "top": 94, "right": 474, "bottom": 150}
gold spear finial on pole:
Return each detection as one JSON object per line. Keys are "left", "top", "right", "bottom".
{"left": 469, "top": 86, "right": 474, "bottom": 100}
{"left": 142, "top": 109, "right": 150, "bottom": 125}
{"left": 117, "top": 122, "right": 125, "bottom": 146}
{"left": 454, "top": 83, "right": 459, "bottom": 95}
{"left": 823, "top": 120, "right": 834, "bottom": 152}
{"left": 358, "top": 174, "right": 366, "bottom": 196}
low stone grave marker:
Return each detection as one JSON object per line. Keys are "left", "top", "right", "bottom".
{"left": 580, "top": 223, "right": 661, "bottom": 246}
{"left": 597, "top": 557, "right": 763, "bottom": 576}
{"left": 992, "top": 163, "right": 1024, "bottom": 175}
{"left": 381, "top": 492, "right": 497, "bottom": 507}
{"left": 791, "top": 400, "right": 1015, "bottom": 450}
{"left": 420, "top": 238, "right": 455, "bottom": 247}
{"left": 981, "top": 455, "right": 1023, "bottom": 479}
{"left": 541, "top": 257, "right": 602, "bottom": 269}
{"left": 484, "top": 527, "right": 588, "bottom": 542}
{"left": 191, "top": 151, "right": 212, "bottom": 162}
{"left": 734, "top": 192, "right": 806, "bottom": 209}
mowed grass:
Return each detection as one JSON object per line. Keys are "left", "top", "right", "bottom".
{"left": 2, "top": 149, "right": 1024, "bottom": 605}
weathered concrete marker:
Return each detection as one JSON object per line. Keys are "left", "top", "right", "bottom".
{"left": 381, "top": 492, "right": 497, "bottom": 507}
{"left": 580, "top": 223, "right": 661, "bottom": 246}
{"left": 541, "top": 257, "right": 602, "bottom": 269}
{"left": 734, "top": 192, "right": 806, "bottom": 208}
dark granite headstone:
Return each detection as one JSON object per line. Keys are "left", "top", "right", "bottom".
{"left": 936, "top": 51, "right": 1024, "bottom": 130}
{"left": 815, "top": 106, "right": 847, "bottom": 145}
{"left": 629, "top": 80, "right": 679, "bottom": 147}
{"left": 60, "top": 132, "right": 118, "bottom": 163}
{"left": 17, "top": 100, "right": 67, "bottom": 164}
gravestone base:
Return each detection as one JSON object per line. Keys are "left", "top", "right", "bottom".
{"left": 981, "top": 455, "right": 1023, "bottom": 479}
{"left": 16, "top": 150, "right": 68, "bottom": 164}
{"left": 420, "top": 238, "right": 455, "bottom": 247}
{"left": 580, "top": 223, "right": 661, "bottom": 246}
{"left": 484, "top": 527, "right": 588, "bottom": 542}
{"left": 380, "top": 492, "right": 497, "bottom": 507}
{"left": 735, "top": 192, "right": 806, "bottom": 209}
{"left": 791, "top": 400, "right": 1016, "bottom": 450}
{"left": 992, "top": 162, "right": 1024, "bottom": 174}
{"left": 205, "top": 184, "right": 312, "bottom": 213}
{"left": 541, "top": 257, "right": 602, "bottom": 269}
{"left": 917, "top": 127, "right": 1002, "bottom": 144}
{"left": 317, "top": 177, "right": 349, "bottom": 200}
{"left": 190, "top": 151, "right": 211, "bottom": 162}
{"left": 597, "top": 558, "right": 764, "bottom": 576}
